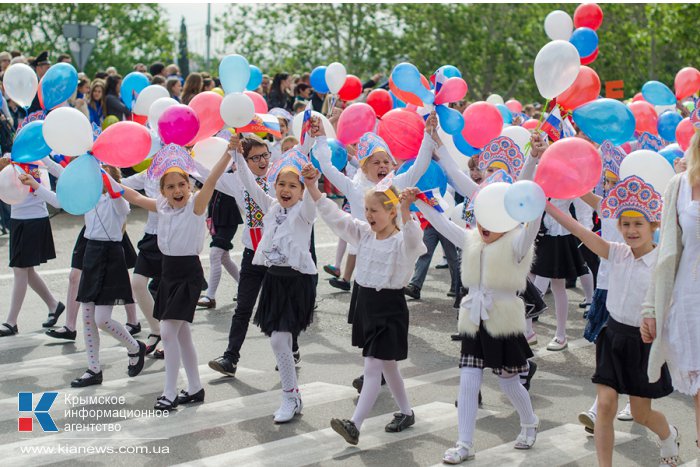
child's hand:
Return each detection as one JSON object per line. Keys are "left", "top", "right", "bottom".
{"left": 425, "top": 111, "right": 441, "bottom": 146}
{"left": 18, "top": 173, "right": 39, "bottom": 190}
{"left": 301, "top": 163, "right": 320, "bottom": 182}
{"left": 310, "top": 116, "right": 325, "bottom": 137}
{"left": 530, "top": 132, "right": 548, "bottom": 159}
{"left": 346, "top": 143, "right": 357, "bottom": 159}
{"left": 227, "top": 132, "right": 242, "bottom": 155}
{"left": 674, "top": 157, "right": 687, "bottom": 174}
{"left": 328, "top": 107, "right": 342, "bottom": 128}
{"left": 400, "top": 187, "right": 420, "bottom": 206}
{"left": 640, "top": 317, "right": 657, "bottom": 343}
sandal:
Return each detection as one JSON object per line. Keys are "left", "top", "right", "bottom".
{"left": 145, "top": 334, "right": 161, "bottom": 355}
{"left": 323, "top": 264, "right": 341, "bottom": 278}
{"left": 514, "top": 416, "right": 539, "bottom": 450}
{"left": 197, "top": 296, "right": 216, "bottom": 309}
{"left": 42, "top": 302, "right": 65, "bottom": 328}
{"left": 443, "top": 441, "right": 475, "bottom": 464}
{"left": 0, "top": 323, "right": 18, "bottom": 337}
{"left": 659, "top": 426, "right": 681, "bottom": 467}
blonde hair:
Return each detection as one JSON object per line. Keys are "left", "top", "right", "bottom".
{"left": 364, "top": 186, "right": 400, "bottom": 228}
{"left": 281, "top": 136, "right": 299, "bottom": 151}
{"left": 688, "top": 131, "right": 700, "bottom": 187}
{"left": 159, "top": 170, "right": 189, "bottom": 192}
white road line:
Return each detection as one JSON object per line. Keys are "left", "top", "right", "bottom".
{"left": 680, "top": 460, "right": 699, "bottom": 467}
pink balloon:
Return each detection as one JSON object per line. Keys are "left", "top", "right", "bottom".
{"left": 505, "top": 99, "right": 523, "bottom": 114}
{"left": 534, "top": 137, "right": 602, "bottom": 199}
{"left": 92, "top": 122, "right": 151, "bottom": 168}
{"left": 522, "top": 119, "right": 539, "bottom": 130}
{"left": 632, "top": 92, "right": 645, "bottom": 103}
{"left": 188, "top": 91, "right": 224, "bottom": 145}
{"left": 461, "top": 102, "right": 503, "bottom": 148}
{"left": 336, "top": 103, "right": 377, "bottom": 145}
{"left": 158, "top": 104, "right": 200, "bottom": 146}
{"left": 244, "top": 91, "right": 268, "bottom": 114}
{"left": 433, "top": 77, "right": 468, "bottom": 106}
{"left": 377, "top": 109, "right": 425, "bottom": 160}
{"left": 676, "top": 118, "right": 695, "bottom": 151}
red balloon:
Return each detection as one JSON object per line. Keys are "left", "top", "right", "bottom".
{"left": 676, "top": 118, "right": 695, "bottom": 151}
{"left": 158, "top": 104, "right": 200, "bottom": 146}
{"left": 434, "top": 77, "right": 468, "bottom": 106}
{"left": 629, "top": 101, "right": 658, "bottom": 135}
{"left": 674, "top": 67, "right": 700, "bottom": 100}
{"left": 574, "top": 3, "right": 604, "bottom": 30}
{"left": 461, "top": 101, "right": 503, "bottom": 148}
{"left": 522, "top": 119, "right": 539, "bottom": 131}
{"left": 557, "top": 66, "right": 601, "bottom": 111}
{"left": 338, "top": 75, "right": 363, "bottom": 102}
{"left": 389, "top": 75, "right": 430, "bottom": 106}
{"left": 580, "top": 48, "right": 599, "bottom": 65}
{"left": 189, "top": 91, "right": 225, "bottom": 145}
{"left": 534, "top": 137, "right": 602, "bottom": 199}
{"left": 244, "top": 90, "right": 268, "bottom": 114}
{"left": 632, "top": 92, "right": 646, "bottom": 103}
{"left": 366, "top": 89, "right": 393, "bottom": 118}
{"left": 336, "top": 103, "right": 376, "bottom": 146}
{"left": 377, "top": 109, "right": 425, "bottom": 160}
{"left": 131, "top": 113, "right": 148, "bottom": 125}
{"left": 505, "top": 99, "right": 522, "bottom": 114}
{"left": 92, "top": 122, "right": 151, "bottom": 168}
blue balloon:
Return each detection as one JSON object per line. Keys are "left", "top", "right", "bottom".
{"left": 657, "top": 111, "right": 683, "bottom": 142}
{"left": 41, "top": 63, "right": 78, "bottom": 110}
{"left": 391, "top": 62, "right": 434, "bottom": 105}
{"left": 452, "top": 133, "right": 480, "bottom": 156}
{"left": 436, "top": 105, "right": 464, "bottom": 135}
{"left": 437, "top": 65, "right": 462, "bottom": 80}
{"left": 572, "top": 98, "right": 635, "bottom": 145}
{"left": 390, "top": 91, "right": 406, "bottom": 109}
{"left": 641, "top": 81, "right": 676, "bottom": 106}
{"left": 396, "top": 159, "right": 447, "bottom": 212}
{"left": 120, "top": 72, "right": 149, "bottom": 111}
{"left": 496, "top": 104, "right": 513, "bottom": 125}
{"left": 56, "top": 154, "right": 103, "bottom": 215}
{"left": 246, "top": 65, "right": 263, "bottom": 91}
{"left": 569, "top": 27, "right": 598, "bottom": 58}
{"left": 504, "top": 180, "right": 546, "bottom": 222}
{"left": 311, "top": 138, "right": 348, "bottom": 172}
{"left": 219, "top": 54, "right": 250, "bottom": 94}
{"left": 659, "top": 143, "right": 684, "bottom": 167}
{"left": 310, "top": 66, "right": 329, "bottom": 94}
{"left": 11, "top": 121, "right": 52, "bottom": 163}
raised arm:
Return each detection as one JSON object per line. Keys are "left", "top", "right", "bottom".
{"left": 580, "top": 191, "right": 603, "bottom": 213}
{"left": 512, "top": 219, "right": 540, "bottom": 263}
{"left": 314, "top": 133, "right": 357, "bottom": 198}
{"left": 234, "top": 151, "right": 275, "bottom": 211}
{"left": 433, "top": 145, "right": 479, "bottom": 199}
{"left": 518, "top": 132, "right": 547, "bottom": 182}
{"left": 17, "top": 174, "right": 60, "bottom": 208}
{"left": 41, "top": 156, "right": 65, "bottom": 178}
{"left": 394, "top": 113, "right": 440, "bottom": 189}
{"left": 398, "top": 190, "right": 428, "bottom": 256}
{"left": 545, "top": 200, "right": 610, "bottom": 259}
{"left": 121, "top": 185, "right": 157, "bottom": 212}
{"left": 194, "top": 147, "right": 232, "bottom": 216}
{"left": 404, "top": 185, "right": 466, "bottom": 248}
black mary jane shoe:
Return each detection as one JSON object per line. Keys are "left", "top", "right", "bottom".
{"left": 46, "top": 326, "right": 77, "bottom": 341}
{"left": 0, "top": 323, "right": 18, "bottom": 337}
{"left": 154, "top": 395, "right": 179, "bottom": 411}
{"left": 125, "top": 322, "right": 141, "bottom": 336}
{"left": 177, "top": 388, "right": 205, "bottom": 405}
{"left": 42, "top": 302, "right": 65, "bottom": 328}
{"left": 145, "top": 334, "right": 161, "bottom": 355}
{"left": 153, "top": 348, "right": 165, "bottom": 359}
{"left": 71, "top": 369, "right": 103, "bottom": 388}
{"left": 127, "top": 341, "right": 146, "bottom": 377}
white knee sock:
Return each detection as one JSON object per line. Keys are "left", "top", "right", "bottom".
{"left": 334, "top": 239, "right": 347, "bottom": 269}
{"left": 381, "top": 360, "right": 412, "bottom": 415}
{"left": 205, "top": 247, "right": 225, "bottom": 300}
{"left": 589, "top": 396, "right": 598, "bottom": 415}
{"left": 177, "top": 321, "right": 202, "bottom": 394}
{"left": 124, "top": 303, "right": 138, "bottom": 326}
{"left": 351, "top": 357, "right": 384, "bottom": 429}
{"left": 551, "top": 278, "right": 569, "bottom": 342}
{"left": 498, "top": 373, "right": 537, "bottom": 433}
{"left": 458, "top": 367, "right": 483, "bottom": 445}
{"left": 94, "top": 305, "right": 139, "bottom": 363}
{"left": 270, "top": 331, "right": 297, "bottom": 392}
{"left": 132, "top": 273, "right": 159, "bottom": 338}
{"left": 525, "top": 318, "right": 534, "bottom": 337}
{"left": 220, "top": 249, "right": 240, "bottom": 283}
{"left": 160, "top": 320, "right": 183, "bottom": 401}
{"left": 64, "top": 268, "right": 81, "bottom": 331}
{"left": 7, "top": 268, "right": 29, "bottom": 326}
{"left": 82, "top": 302, "right": 101, "bottom": 374}
{"left": 580, "top": 270, "right": 594, "bottom": 303}
{"left": 27, "top": 267, "right": 58, "bottom": 311}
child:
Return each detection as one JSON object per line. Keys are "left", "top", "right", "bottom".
{"left": 545, "top": 176, "right": 680, "bottom": 467}
{"left": 305, "top": 159, "right": 426, "bottom": 445}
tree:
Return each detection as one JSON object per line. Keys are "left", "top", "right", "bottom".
{"left": 178, "top": 17, "right": 190, "bottom": 78}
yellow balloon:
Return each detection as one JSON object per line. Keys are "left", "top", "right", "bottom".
{"left": 212, "top": 87, "right": 225, "bottom": 97}
{"left": 102, "top": 115, "right": 119, "bottom": 130}
{"left": 132, "top": 158, "right": 153, "bottom": 173}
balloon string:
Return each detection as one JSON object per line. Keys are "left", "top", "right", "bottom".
{"left": 522, "top": 98, "right": 551, "bottom": 156}
{"left": 326, "top": 94, "right": 338, "bottom": 118}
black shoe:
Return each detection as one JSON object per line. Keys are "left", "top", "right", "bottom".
{"left": 125, "top": 322, "right": 141, "bottom": 336}
{"left": 71, "top": 369, "right": 103, "bottom": 387}
{"left": 153, "top": 349, "right": 165, "bottom": 359}
{"left": 177, "top": 388, "right": 205, "bottom": 404}
{"left": 447, "top": 290, "right": 457, "bottom": 297}
{"left": 127, "top": 341, "right": 146, "bottom": 377}
{"left": 329, "top": 277, "right": 351, "bottom": 292}
{"left": 450, "top": 333, "right": 462, "bottom": 341}
{"left": 385, "top": 410, "right": 415, "bottom": 432}
{"left": 330, "top": 418, "right": 359, "bottom": 445}
{"left": 46, "top": 326, "right": 77, "bottom": 341}
{"left": 0, "top": 322, "right": 18, "bottom": 337}
{"left": 209, "top": 356, "right": 237, "bottom": 376}
{"left": 42, "top": 302, "right": 65, "bottom": 328}
{"left": 435, "top": 263, "right": 449, "bottom": 270}
{"left": 352, "top": 375, "right": 364, "bottom": 393}
{"left": 154, "top": 395, "right": 179, "bottom": 411}
{"left": 523, "top": 360, "right": 538, "bottom": 391}
{"left": 145, "top": 334, "right": 161, "bottom": 355}
{"left": 403, "top": 284, "right": 420, "bottom": 300}
{"left": 578, "top": 299, "right": 591, "bottom": 309}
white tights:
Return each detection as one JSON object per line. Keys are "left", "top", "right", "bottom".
{"left": 205, "top": 247, "right": 240, "bottom": 300}
{"left": 81, "top": 303, "right": 139, "bottom": 377}
{"left": 271, "top": 331, "right": 297, "bottom": 393}
{"left": 132, "top": 273, "right": 160, "bottom": 336}
{"left": 6, "top": 267, "right": 59, "bottom": 326}
{"left": 160, "top": 319, "right": 202, "bottom": 401}
{"left": 351, "top": 357, "right": 412, "bottom": 429}
{"left": 334, "top": 239, "right": 347, "bottom": 269}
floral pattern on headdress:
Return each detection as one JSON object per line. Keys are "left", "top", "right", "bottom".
{"left": 477, "top": 136, "right": 524, "bottom": 178}
{"left": 147, "top": 143, "right": 199, "bottom": 180}
{"left": 357, "top": 132, "right": 395, "bottom": 164}
{"left": 600, "top": 175, "right": 662, "bottom": 222}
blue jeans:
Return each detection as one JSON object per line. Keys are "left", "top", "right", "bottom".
{"left": 409, "top": 225, "right": 460, "bottom": 292}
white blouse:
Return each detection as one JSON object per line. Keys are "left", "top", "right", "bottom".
{"left": 10, "top": 156, "right": 64, "bottom": 220}
{"left": 596, "top": 217, "right": 625, "bottom": 290}
{"left": 156, "top": 193, "right": 207, "bottom": 257}
{"left": 122, "top": 171, "right": 160, "bottom": 235}
{"left": 84, "top": 194, "right": 130, "bottom": 242}
{"left": 605, "top": 242, "right": 658, "bottom": 327}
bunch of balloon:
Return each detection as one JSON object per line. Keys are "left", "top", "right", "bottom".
{"left": 543, "top": 4, "right": 603, "bottom": 65}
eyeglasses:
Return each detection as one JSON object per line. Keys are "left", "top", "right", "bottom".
{"left": 247, "top": 152, "right": 271, "bottom": 163}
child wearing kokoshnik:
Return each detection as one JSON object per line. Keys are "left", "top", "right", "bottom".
{"left": 121, "top": 144, "right": 231, "bottom": 411}
{"left": 303, "top": 164, "right": 426, "bottom": 445}
{"left": 544, "top": 176, "right": 681, "bottom": 467}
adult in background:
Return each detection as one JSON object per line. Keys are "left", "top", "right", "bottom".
{"left": 166, "top": 77, "right": 182, "bottom": 103}
{"left": 87, "top": 79, "right": 105, "bottom": 126}
{"left": 267, "top": 73, "right": 294, "bottom": 112}
{"left": 180, "top": 72, "right": 203, "bottom": 105}
{"left": 28, "top": 51, "right": 50, "bottom": 113}
{"left": 104, "top": 74, "right": 130, "bottom": 121}
{"left": 57, "top": 53, "right": 72, "bottom": 64}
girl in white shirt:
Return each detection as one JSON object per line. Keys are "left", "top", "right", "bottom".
{"left": 545, "top": 175, "right": 680, "bottom": 467}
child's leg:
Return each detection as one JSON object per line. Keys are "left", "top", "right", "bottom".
{"left": 551, "top": 278, "right": 569, "bottom": 342}
{"left": 628, "top": 396, "right": 674, "bottom": 444}
{"left": 177, "top": 321, "right": 202, "bottom": 394}
{"left": 594, "top": 384, "right": 619, "bottom": 467}
{"left": 27, "top": 267, "right": 59, "bottom": 311}
{"left": 270, "top": 331, "right": 297, "bottom": 392}
{"left": 696, "top": 392, "right": 700, "bottom": 449}
{"left": 64, "top": 268, "right": 82, "bottom": 331}
{"left": 132, "top": 273, "right": 159, "bottom": 341}
{"left": 498, "top": 372, "right": 538, "bottom": 436}
{"left": 532, "top": 275, "right": 550, "bottom": 296}
{"left": 204, "top": 246, "right": 225, "bottom": 300}
{"left": 580, "top": 269, "right": 595, "bottom": 304}
{"left": 80, "top": 302, "right": 101, "bottom": 376}
{"left": 525, "top": 318, "right": 534, "bottom": 337}
{"left": 124, "top": 303, "right": 138, "bottom": 326}
{"left": 220, "top": 249, "right": 240, "bottom": 283}
{"left": 381, "top": 360, "right": 412, "bottom": 415}
{"left": 457, "top": 367, "right": 483, "bottom": 447}
{"left": 351, "top": 357, "right": 384, "bottom": 429}
{"left": 342, "top": 254, "right": 356, "bottom": 282}
{"left": 160, "top": 319, "right": 183, "bottom": 401}
{"left": 335, "top": 239, "right": 347, "bottom": 270}
{"left": 6, "top": 267, "right": 30, "bottom": 326}
{"left": 94, "top": 305, "right": 139, "bottom": 361}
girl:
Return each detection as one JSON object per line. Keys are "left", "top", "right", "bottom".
{"left": 546, "top": 176, "right": 680, "bottom": 467}
{"left": 104, "top": 74, "right": 130, "bottom": 121}
{"left": 122, "top": 143, "right": 230, "bottom": 410}
{"left": 304, "top": 159, "right": 426, "bottom": 445}
{"left": 180, "top": 72, "right": 203, "bottom": 105}
{"left": 87, "top": 79, "right": 105, "bottom": 126}
{"left": 166, "top": 77, "right": 182, "bottom": 103}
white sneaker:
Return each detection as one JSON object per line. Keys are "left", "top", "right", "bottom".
{"left": 578, "top": 410, "right": 596, "bottom": 434}
{"left": 617, "top": 402, "right": 633, "bottom": 421}
{"left": 273, "top": 392, "right": 302, "bottom": 423}
{"left": 546, "top": 337, "right": 568, "bottom": 351}
{"left": 442, "top": 441, "right": 475, "bottom": 464}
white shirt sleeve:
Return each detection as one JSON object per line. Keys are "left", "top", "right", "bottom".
{"left": 518, "top": 156, "right": 538, "bottom": 182}
{"left": 113, "top": 196, "right": 131, "bottom": 217}
{"left": 315, "top": 194, "right": 367, "bottom": 247}
{"left": 315, "top": 136, "right": 356, "bottom": 197}
{"left": 512, "top": 220, "right": 540, "bottom": 263}
{"left": 401, "top": 217, "right": 428, "bottom": 257}
{"left": 394, "top": 134, "right": 436, "bottom": 188}
{"left": 300, "top": 188, "right": 316, "bottom": 224}
{"left": 41, "top": 156, "right": 65, "bottom": 178}
{"left": 121, "top": 171, "right": 146, "bottom": 191}
{"left": 414, "top": 198, "right": 466, "bottom": 247}
{"left": 34, "top": 185, "right": 61, "bottom": 209}
{"left": 434, "top": 146, "right": 478, "bottom": 199}
{"left": 234, "top": 151, "right": 275, "bottom": 212}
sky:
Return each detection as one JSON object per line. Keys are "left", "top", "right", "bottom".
{"left": 161, "top": 3, "right": 230, "bottom": 58}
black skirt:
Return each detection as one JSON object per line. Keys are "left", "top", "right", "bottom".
{"left": 9, "top": 217, "right": 56, "bottom": 268}
{"left": 531, "top": 234, "right": 588, "bottom": 279}
{"left": 592, "top": 317, "right": 673, "bottom": 398}
{"left": 76, "top": 240, "right": 134, "bottom": 306}
{"left": 347, "top": 281, "right": 359, "bottom": 324}
{"left": 254, "top": 266, "right": 316, "bottom": 336}
{"left": 460, "top": 321, "right": 533, "bottom": 374}
{"left": 122, "top": 232, "right": 137, "bottom": 269}
{"left": 522, "top": 278, "right": 547, "bottom": 319}
{"left": 209, "top": 225, "right": 238, "bottom": 251}
{"left": 72, "top": 227, "right": 137, "bottom": 271}
{"left": 154, "top": 255, "right": 205, "bottom": 323}
{"left": 133, "top": 233, "right": 163, "bottom": 278}
{"left": 351, "top": 285, "right": 409, "bottom": 361}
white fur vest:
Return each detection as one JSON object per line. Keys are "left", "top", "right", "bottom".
{"left": 458, "top": 227, "right": 534, "bottom": 338}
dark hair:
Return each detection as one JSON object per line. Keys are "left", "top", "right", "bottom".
{"left": 104, "top": 74, "right": 122, "bottom": 96}
{"left": 78, "top": 77, "right": 90, "bottom": 89}
{"left": 181, "top": 72, "right": 203, "bottom": 105}
{"left": 270, "top": 72, "right": 290, "bottom": 96}
{"left": 241, "top": 135, "right": 268, "bottom": 159}
{"left": 94, "top": 71, "right": 108, "bottom": 80}
{"left": 57, "top": 53, "right": 71, "bottom": 63}
{"left": 294, "top": 83, "right": 310, "bottom": 96}
{"left": 151, "top": 75, "right": 166, "bottom": 86}
{"left": 149, "top": 62, "right": 165, "bottom": 76}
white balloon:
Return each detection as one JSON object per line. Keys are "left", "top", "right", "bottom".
{"left": 544, "top": 10, "right": 574, "bottom": 41}
{"left": 534, "top": 40, "right": 581, "bottom": 99}
{"left": 292, "top": 111, "right": 337, "bottom": 140}
{"left": 473, "top": 182, "right": 519, "bottom": 233}
{"left": 654, "top": 104, "right": 676, "bottom": 116}
{"left": 42, "top": 107, "right": 93, "bottom": 156}
{"left": 193, "top": 137, "right": 229, "bottom": 171}
{"left": 148, "top": 97, "right": 178, "bottom": 130}
{"left": 449, "top": 202, "right": 467, "bottom": 229}
{"left": 437, "top": 127, "right": 470, "bottom": 171}
{"left": 486, "top": 94, "right": 504, "bottom": 106}
{"left": 501, "top": 126, "right": 531, "bottom": 155}
{"left": 619, "top": 150, "right": 676, "bottom": 195}
{"left": 0, "top": 164, "right": 30, "bottom": 205}
{"left": 3, "top": 64, "right": 38, "bottom": 108}
{"left": 220, "top": 92, "right": 255, "bottom": 128}
{"left": 133, "top": 85, "right": 170, "bottom": 116}
{"left": 326, "top": 62, "right": 347, "bottom": 95}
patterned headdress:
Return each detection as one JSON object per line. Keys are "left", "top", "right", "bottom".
{"left": 477, "top": 136, "right": 524, "bottom": 178}
{"left": 374, "top": 171, "right": 398, "bottom": 206}
{"left": 147, "top": 143, "right": 199, "bottom": 180}
{"left": 691, "top": 107, "right": 700, "bottom": 130}
{"left": 600, "top": 175, "right": 662, "bottom": 222}
{"left": 357, "top": 132, "right": 395, "bottom": 165}
{"left": 600, "top": 140, "right": 626, "bottom": 179}
{"left": 635, "top": 132, "right": 664, "bottom": 152}
{"left": 267, "top": 148, "right": 308, "bottom": 185}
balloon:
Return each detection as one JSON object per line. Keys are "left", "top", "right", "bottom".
{"left": 397, "top": 159, "right": 447, "bottom": 212}
{"left": 580, "top": 48, "right": 599, "bottom": 65}
{"left": 158, "top": 104, "right": 200, "bottom": 146}
{"left": 435, "top": 105, "right": 464, "bottom": 135}
{"left": 486, "top": 94, "right": 504, "bottom": 105}
{"left": 534, "top": 40, "right": 581, "bottom": 99}
{"left": 219, "top": 92, "right": 255, "bottom": 129}
{"left": 310, "top": 66, "right": 328, "bottom": 94}
{"left": 504, "top": 180, "right": 546, "bottom": 222}
{"left": 432, "top": 65, "right": 462, "bottom": 93}
{"left": 338, "top": 75, "right": 362, "bottom": 102}
{"left": 11, "top": 121, "right": 52, "bottom": 163}
{"left": 219, "top": 54, "right": 250, "bottom": 94}
{"left": 631, "top": 92, "right": 645, "bottom": 103}
{"left": 42, "top": 107, "right": 93, "bottom": 156}
{"left": 243, "top": 90, "right": 268, "bottom": 114}
{"left": 120, "top": 72, "right": 149, "bottom": 111}
{"left": 193, "top": 137, "right": 229, "bottom": 171}
{"left": 376, "top": 109, "right": 425, "bottom": 160}
{"left": 534, "top": 137, "right": 602, "bottom": 199}
{"left": 657, "top": 111, "right": 683, "bottom": 142}
{"left": 388, "top": 75, "right": 431, "bottom": 106}
{"left": 92, "top": 121, "right": 151, "bottom": 167}
{"left": 0, "top": 164, "right": 30, "bottom": 205}
{"left": 147, "top": 128, "right": 162, "bottom": 157}
{"left": 655, "top": 104, "right": 676, "bottom": 116}
{"left": 619, "top": 150, "right": 676, "bottom": 194}
{"left": 56, "top": 154, "right": 103, "bottom": 215}
{"left": 574, "top": 3, "right": 604, "bottom": 30}
{"left": 569, "top": 27, "right": 598, "bottom": 58}
{"left": 557, "top": 65, "right": 601, "bottom": 111}
{"left": 2, "top": 64, "right": 38, "bottom": 108}
{"left": 437, "top": 127, "right": 469, "bottom": 170}
{"left": 461, "top": 101, "right": 503, "bottom": 148}
{"left": 366, "top": 89, "right": 393, "bottom": 118}
{"left": 132, "top": 158, "right": 153, "bottom": 173}
{"left": 641, "top": 81, "right": 676, "bottom": 106}
{"left": 391, "top": 63, "right": 434, "bottom": 105}
{"left": 473, "top": 183, "right": 519, "bottom": 233}
{"left": 246, "top": 65, "right": 263, "bottom": 91}
{"left": 676, "top": 118, "right": 694, "bottom": 151}
{"left": 629, "top": 101, "right": 658, "bottom": 135}
{"left": 434, "top": 77, "right": 468, "bottom": 106}
{"left": 133, "top": 85, "right": 169, "bottom": 115}
{"left": 496, "top": 104, "right": 513, "bottom": 125}
{"left": 336, "top": 103, "right": 376, "bottom": 146}
{"left": 674, "top": 67, "right": 700, "bottom": 100}
{"left": 131, "top": 113, "right": 148, "bottom": 126}
{"left": 522, "top": 119, "right": 540, "bottom": 131}
{"left": 505, "top": 99, "right": 523, "bottom": 114}
{"left": 102, "top": 115, "right": 119, "bottom": 130}
{"left": 291, "top": 110, "right": 336, "bottom": 140}
{"left": 326, "top": 62, "right": 347, "bottom": 95}
{"left": 40, "top": 63, "right": 78, "bottom": 110}
{"left": 187, "top": 91, "right": 225, "bottom": 145}
{"left": 659, "top": 143, "right": 684, "bottom": 167}
{"left": 572, "top": 98, "right": 635, "bottom": 145}
{"left": 544, "top": 10, "right": 574, "bottom": 41}
{"left": 148, "top": 97, "right": 178, "bottom": 130}
{"left": 211, "top": 87, "right": 225, "bottom": 97}
{"left": 501, "top": 126, "right": 531, "bottom": 154}
{"left": 452, "top": 132, "right": 480, "bottom": 156}
{"left": 310, "top": 138, "right": 348, "bottom": 172}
